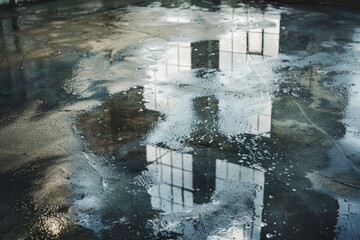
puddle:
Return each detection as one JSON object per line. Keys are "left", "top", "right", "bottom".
{"left": 1, "top": 0, "right": 360, "bottom": 239}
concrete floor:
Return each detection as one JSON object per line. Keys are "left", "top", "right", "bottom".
{"left": 0, "top": 0, "right": 360, "bottom": 239}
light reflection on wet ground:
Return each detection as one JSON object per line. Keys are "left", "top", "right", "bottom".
{"left": 0, "top": 0, "right": 360, "bottom": 239}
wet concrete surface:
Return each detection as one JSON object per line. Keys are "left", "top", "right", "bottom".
{"left": 0, "top": 0, "right": 360, "bottom": 239}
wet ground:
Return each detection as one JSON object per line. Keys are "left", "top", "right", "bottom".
{"left": 0, "top": 0, "right": 360, "bottom": 239}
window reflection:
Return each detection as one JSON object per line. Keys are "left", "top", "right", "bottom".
{"left": 153, "top": 43, "right": 192, "bottom": 80}
{"left": 146, "top": 145, "right": 194, "bottom": 213}
{"left": 151, "top": 9, "right": 280, "bottom": 78}
{"left": 219, "top": 10, "right": 280, "bottom": 69}
{"left": 145, "top": 145, "right": 265, "bottom": 240}
{"left": 146, "top": 9, "right": 279, "bottom": 139}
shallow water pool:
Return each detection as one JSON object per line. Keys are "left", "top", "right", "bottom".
{"left": 0, "top": 0, "right": 360, "bottom": 239}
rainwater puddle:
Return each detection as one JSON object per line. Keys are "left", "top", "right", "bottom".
{"left": 1, "top": 1, "right": 360, "bottom": 239}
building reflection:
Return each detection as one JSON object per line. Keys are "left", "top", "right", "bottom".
{"left": 219, "top": 10, "right": 280, "bottom": 70}
{"left": 151, "top": 8, "right": 280, "bottom": 78}
{"left": 146, "top": 145, "right": 194, "bottom": 213}
{"left": 141, "top": 9, "right": 277, "bottom": 238}
{"left": 146, "top": 8, "right": 279, "bottom": 139}
{"left": 214, "top": 160, "right": 264, "bottom": 240}
{"left": 146, "top": 145, "right": 264, "bottom": 240}
{"left": 152, "top": 42, "right": 192, "bottom": 80}
{"left": 146, "top": 45, "right": 273, "bottom": 137}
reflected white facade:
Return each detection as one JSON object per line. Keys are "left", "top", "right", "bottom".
{"left": 151, "top": 10, "right": 280, "bottom": 76}
{"left": 145, "top": 9, "right": 279, "bottom": 139}
{"left": 145, "top": 145, "right": 265, "bottom": 240}
{"left": 146, "top": 145, "right": 194, "bottom": 213}
{"left": 143, "top": 10, "right": 277, "bottom": 236}
{"left": 219, "top": 10, "right": 280, "bottom": 70}
{"left": 152, "top": 43, "right": 192, "bottom": 80}
{"left": 213, "top": 160, "right": 264, "bottom": 240}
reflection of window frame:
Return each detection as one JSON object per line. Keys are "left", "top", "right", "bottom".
{"left": 147, "top": 146, "right": 194, "bottom": 213}
{"left": 156, "top": 43, "right": 192, "bottom": 80}
{"left": 219, "top": 9, "right": 280, "bottom": 68}
{"left": 166, "top": 44, "right": 192, "bottom": 74}
{"left": 246, "top": 29, "right": 265, "bottom": 56}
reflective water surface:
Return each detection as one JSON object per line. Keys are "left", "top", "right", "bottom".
{"left": 0, "top": 0, "right": 360, "bottom": 239}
